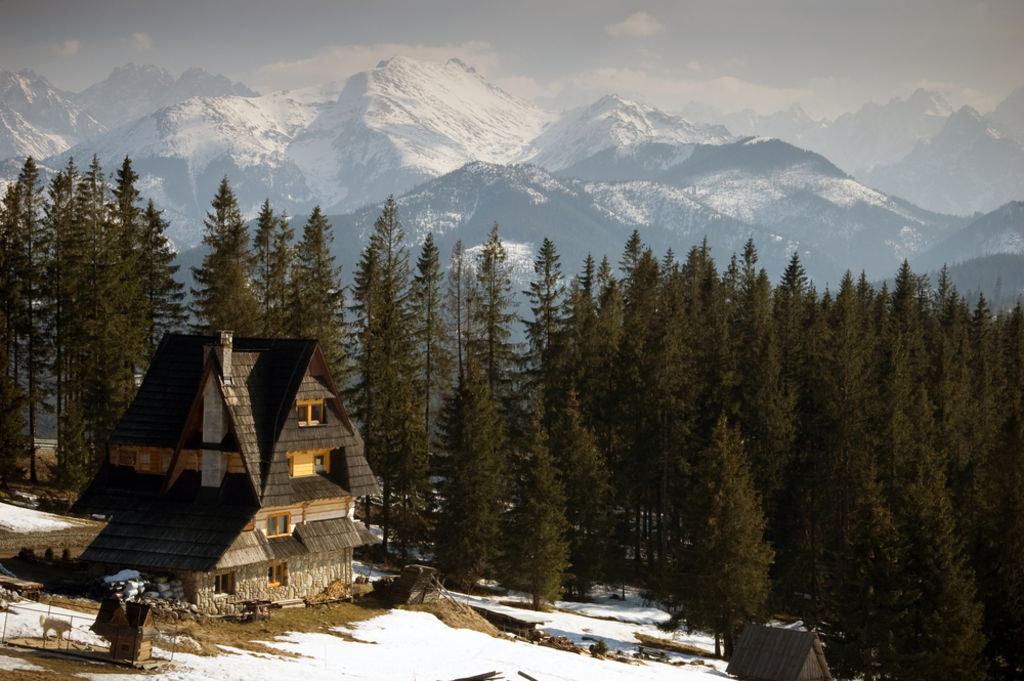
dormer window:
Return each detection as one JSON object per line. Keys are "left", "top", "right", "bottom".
{"left": 297, "top": 399, "right": 324, "bottom": 426}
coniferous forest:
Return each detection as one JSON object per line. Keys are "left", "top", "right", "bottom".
{"left": 3, "top": 155, "right": 1024, "bottom": 681}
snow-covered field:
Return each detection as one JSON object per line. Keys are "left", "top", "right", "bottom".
{"left": 0, "top": 576, "right": 727, "bottom": 681}
{"left": 0, "top": 504, "right": 728, "bottom": 681}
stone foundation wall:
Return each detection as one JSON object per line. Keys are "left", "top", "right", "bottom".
{"left": 186, "top": 548, "right": 354, "bottom": 615}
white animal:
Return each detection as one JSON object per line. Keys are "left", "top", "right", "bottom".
{"left": 39, "top": 615, "right": 71, "bottom": 641}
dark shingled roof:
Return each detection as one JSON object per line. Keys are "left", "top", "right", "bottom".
{"left": 102, "top": 333, "right": 377, "bottom": 506}
{"left": 212, "top": 517, "right": 378, "bottom": 570}
{"left": 294, "top": 517, "right": 379, "bottom": 553}
{"left": 109, "top": 335, "right": 207, "bottom": 448}
{"left": 79, "top": 497, "right": 255, "bottom": 572}
{"left": 727, "top": 625, "right": 832, "bottom": 681}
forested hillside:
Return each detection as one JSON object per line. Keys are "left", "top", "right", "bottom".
{"left": 2, "top": 156, "right": 1021, "bottom": 680}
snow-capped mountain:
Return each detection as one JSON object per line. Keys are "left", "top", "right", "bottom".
{"left": 73, "top": 63, "right": 258, "bottom": 129}
{"left": 651, "top": 137, "right": 961, "bottom": 269}
{"left": 863, "top": 106, "right": 1024, "bottom": 216}
{"left": 56, "top": 88, "right": 329, "bottom": 245}
{"left": 288, "top": 56, "right": 553, "bottom": 213}
{"left": 35, "top": 57, "right": 734, "bottom": 245}
{"left": 527, "top": 94, "right": 732, "bottom": 172}
{"left": 324, "top": 138, "right": 964, "bottom": 287}
{"left": 0, "top": 70, "right": 102, "bottom": 159}
{"left": 0, "top": 55, "right": 986, "bottom": 271}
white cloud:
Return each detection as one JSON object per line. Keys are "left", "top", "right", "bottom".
{"left": 251, "top": 42, "right": 499, "bottom": 93}
{"left": 55, "top": 40, "right": 80, "bottom": 57}
{"left": 605, "top": 11, "right": 666, "bottom": 38}
{"left": 131, "top": 32, "right": 153, "bottom": 52}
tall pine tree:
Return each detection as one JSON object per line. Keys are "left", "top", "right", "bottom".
{"left": 349, "top": 197, "right": 428, "bottom": 557}
{"left": 288, "top": 206, "right": 346, "bottom": 375}
{"left": 191, "top": 177, "right": 260, "bottom": 335}
{"left": 499, "top": 400, "right": 569, "bottom": 609}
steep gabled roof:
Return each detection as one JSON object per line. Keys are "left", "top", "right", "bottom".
{"left": 109, "top": 334, "right": 207, "bottom": 448}
{"left": 97, "top": 333, "right": 376, "bottom": 507}
{"left": 727, "top": 625, "right": 832, "bottom": 681}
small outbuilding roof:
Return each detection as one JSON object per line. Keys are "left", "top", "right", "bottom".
{"left": 726, "top": 624, "right": 832, "bottom": 681}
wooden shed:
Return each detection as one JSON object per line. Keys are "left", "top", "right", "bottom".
{"left": 90, "top": 597, "right": 158, "bottom": 662}
{"left": 726, "top": 624, "right": 832, "bottom": 681}
{"left": 389, "top": 564, "right": 440, "bottom": 605}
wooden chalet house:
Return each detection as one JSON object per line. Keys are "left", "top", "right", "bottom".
{"left": 73, "top": 332, "right": 379, "bottom": 614}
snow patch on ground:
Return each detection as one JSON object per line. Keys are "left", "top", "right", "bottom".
{"left": 0, "top": 501, "right": 91, "bottom": 533}
{"left": 0, "top": 654, "right": 45, "bottom": 672}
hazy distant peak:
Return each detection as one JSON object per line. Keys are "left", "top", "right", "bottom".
{"left": 939, "top": 105, "right": 1004, "bottom": 138}
{"left": 103, "top": 63, "right": 175, "bottom": 86}
{"left": 988, "top": 85, "right": 1024, "bottom": 143}
{"left": 446, "top": 57, "right": 475, "bottom": 73}
{"left": 175, "top": 66, "right": 257, "bottom": 97}
{"left": 74, "top": 62, "right": 257, "bottom": 128}
{"left": 905, "top": 88, "right": 953, "bottom": 116}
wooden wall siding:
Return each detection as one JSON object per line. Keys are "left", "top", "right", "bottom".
{"left": 252, "top": 497, "right": 352, "bottom": 531}
{"left": 109, "top": 447, "right": 175, "bottom": 474}
{"left": 295, "top": 375, "right": 334, "bottom": 401}
{"left": 288, "top": 449, "right": 331, "bottom": 477}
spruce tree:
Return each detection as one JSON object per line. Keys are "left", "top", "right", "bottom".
{"left": 410, "top": 232, "right": 451, "bottom": 443}
{"left": 75, "top": 156, "right": 131, "bottom": 454}
{"left": 673, "top": 415, "right": 773, "bottom": 658}
{"left": 11, "top": 157, "right": 49, "bottom": 481}
{"left": 349, "top": 197, "right": 428, "bottom": 557}
{"left": 548, "top": 390, "right": 612, "bottom": 597}
{"left": 253, "top": 200, "right": 294, "bottom": 336}
{"left": 288, "top": 206, "right": 346, "bottom": 375}
{"left": 138, "top": 200, "right": 186, "bottom": 355}
{"left": 445, "top": 239, "right": 476, "bottom": 384}
{"left": 1, "top": 183, "right": 23, "bottom": 378}
{"left": 43, "top": 160, "right": 80, "bottom": 442}
{"left": 976, "top": 304, "right": 1024, "bottom": 676}
{"left": 524, "top": 237, "right": 565, "bottom": 403}
{"left": 110, "top": 156, "right": 148, "bottom": 379}
{"left": 0, "top": 338, "right": 27, "bottom": 488}
{"left": 191, "top": 177, "right": 260, "bottom": 335}
{"left": 886, "top": 471, "right": 985, "bottom": 681}
{"left": 471, "top": 223, "right": 516, "bottom": 403}
{"left": 51, "top": 401, "right": 90, "bottom": 498}
{"left": 500, "top": 400, "right": 569, "bottom": 610}
{"left": 434, "top": 360, "right": 507, "bottom": 591}
{"left": 732, "top": 239, "right": 795, "bottom": 511}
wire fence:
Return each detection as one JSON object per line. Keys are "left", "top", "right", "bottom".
{"left": 0, "top": 598, "right": 182, "bottom": 667}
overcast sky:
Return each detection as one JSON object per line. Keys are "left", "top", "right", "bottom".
{"left": 2, "top": 0, "right": 1022, "bottom": 119}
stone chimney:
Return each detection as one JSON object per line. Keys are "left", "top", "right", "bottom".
{"left": 215, "top": 330, "right": 233, "bottom": 384}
